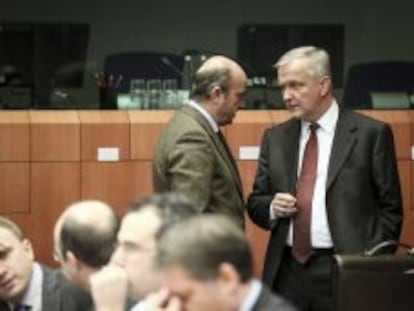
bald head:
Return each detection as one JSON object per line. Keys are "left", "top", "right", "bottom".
{"left": 191, "top": 55, "right": 246, "bottom": 101}
{"left": 197, "top": 55, "right": 244, "bottom": 75}
{"left": 54, "top": 200, "right": 120, "bottom": 268}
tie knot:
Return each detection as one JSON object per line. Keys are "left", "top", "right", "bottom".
{"left": 309, "top": 123, "right": 319, "bottom": 132}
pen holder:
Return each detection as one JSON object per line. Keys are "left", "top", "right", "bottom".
{"left": 99, "top": 87, "right": 117, "bottom": 109}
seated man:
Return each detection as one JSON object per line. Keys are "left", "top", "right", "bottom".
{"left": 53, "top": 200, "right": 120, "bottom": 292}
{"left": 153, "top": 214, "right": 297, "bottom": 311}
{"left": 90, "top": 192, "right": 197, "bottom": 311}
{"left": 0, "top": 216, "right": 88, "bottom": 310}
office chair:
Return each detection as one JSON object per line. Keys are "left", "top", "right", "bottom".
{"left": 103, "top": 51, "right": 185, "bottom": 93}
{"left": 342, "top": 61, "right": 414, "bottom": 109}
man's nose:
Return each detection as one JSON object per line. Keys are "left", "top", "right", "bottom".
{"left": 110, "top": 248, "right": 124, "bottom": 267}
{"left": 282, "top": 87, "right": 292, "bottom": 101}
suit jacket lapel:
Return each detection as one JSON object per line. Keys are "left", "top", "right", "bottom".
{"left": 327, "top": 110, "right": 357, "bottom": 189}
{"left": 41, "top": 265, "right": 61, "bottom": 310}
{"left": 282, "top": 120, "right": 301, "bottom": 194}
{"left": 216, "top": 130, "right": 244, "bottom": 193}
{"left": 181, "top": 106, "right": 244, "bottom": 199}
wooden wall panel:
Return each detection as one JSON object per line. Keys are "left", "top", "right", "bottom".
{"left": 0, "top": 109, "right": 412, "bottom": 270}
{"left": 226, "top": 111, "right": 272, "bottom": 160}
{"left": 30, "top": 111, "right": 80, "bottom": 161}
{"left": 129, "top": 111, "right": 174, "bottom": 160}
{"left": 81, "top": 161, "right": 153, "bottom": 215}
{"left": 79, "top": 111, "right": 130, "bottom": 161}
{"left": 398, "top": 161, "right": 413, "bottom": 245}
{"left": 128, "top": 161, "right": 154, "bottom": 199}
{"left": 269, "top": 110, "right": 293, "bottom": 125}
{"left": 407, "top": 111, "right": 414, "bottom": 245}
{"left": 0, "top": 111, "right": 30, "bottom": 161}
{"left": 0, "top": 163, "right": 30, "bottom": 213}
{"left": 30, "top": 162, "right": 81, "bottom": 265}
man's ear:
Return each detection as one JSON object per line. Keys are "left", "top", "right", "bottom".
{"left": 22, "top": 238, "right": 34, "bottom": 261}
{"left": 217, "top": 262, "right": 240, "bottom": 293}
{"left": 320, "top": 75, "right": 331, "bottom": 97}
{"left": 210, "top": 85, "right": 223, "bottom": 101}
{"left": 66, "top": 250, "right": 81, "bottom": 271}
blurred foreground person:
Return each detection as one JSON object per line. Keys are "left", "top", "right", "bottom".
{"left": 53, "top": 200, "right": 121, "bottom": 310}
{"left": 152, "top": 214, "right": 296, "bottom": 311}
{"left": 54, "top": 200, "right": 120, "bottom": 291}
{"left": 90, "top": 193, "right": 197, "bottom": 311}
{"left": 0, "top": 216, "right": 88, "bottom": 310}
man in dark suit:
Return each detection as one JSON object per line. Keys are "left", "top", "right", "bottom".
{"left": 53, "top": 200, "right": 120, "bottom": 293}
{"left": 90, "top": 193, "right": 198, "bottom": 311}
{"left": 0, "top": 216, "right": 90, "bottom": 311}
{"left": 150, "top": 214, "right": 296, "bottom": 311}
{"left": 52, "top": 200, "right": 121, "bottom": 310}
{"left": 246, "top": 46, "right": 403, "bottom": 310}
{"left": 152, "top": 55, "right": 247, "bottom": 228}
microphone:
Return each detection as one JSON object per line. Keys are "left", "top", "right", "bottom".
{"left": 161, "top": 56, "right": 193, "bottom": 91}
{"left": 161, "top": 57, "right": 184, "bottom": 78}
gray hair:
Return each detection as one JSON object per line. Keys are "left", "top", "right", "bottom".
{"left": 157, "top": 214, "right": 253, "bottom": 282}
{"left": 274, "top": 46, "right": 331, "bottom": 79}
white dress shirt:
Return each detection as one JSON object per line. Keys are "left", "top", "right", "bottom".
{"left": 284, "top": 101, "right": 339, "bottom": 248}
{"left": 187, "top": 100, "right": 219, "bottom": 133}
{"left": 10, "top": 263, "right": 43, "bottom": 311}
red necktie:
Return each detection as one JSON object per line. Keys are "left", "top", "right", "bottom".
{"left": 292, "top": 123, "right": 319, "bottom": 263}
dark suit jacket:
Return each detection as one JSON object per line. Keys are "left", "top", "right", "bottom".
{"left": 0, "top": 264, "right": 92, "bottom": 311}
{"left": 153, "top": 104, "right": 245, "bottom": 227}
{"left": 252, "top": 285, "right": 297, "bottom": 311}
{"left": 246, "top": 109, "right": 403, "bottom": 286}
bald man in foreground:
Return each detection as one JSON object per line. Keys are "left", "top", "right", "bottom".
{"left": 53, "top": 200, "right": 120, "bottom": 309}
{"left": 153, "top": 55, "right": 247, "bottom": 228}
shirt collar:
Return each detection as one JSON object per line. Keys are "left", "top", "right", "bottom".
{"left": 18, "top": 262, "right": 43, "bottom": 309}
{"left": 301, "top": 99, "right": 339, "bottom": 135}
{"left": 240, "top": 279, "right": 262, "bottom": 311}
{"left": 187, "top": 100, "right": 219, "bottom": 133}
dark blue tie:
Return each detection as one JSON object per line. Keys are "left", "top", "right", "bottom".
{"left": 13, "top": 305, "right": 31, "bottom": 311}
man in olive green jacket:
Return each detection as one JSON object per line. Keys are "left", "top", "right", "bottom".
{"left": 152, "top": 55, "right": 247, "bottom": 228}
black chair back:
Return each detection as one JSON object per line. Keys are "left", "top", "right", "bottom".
{"left": 342, "top": 61, "right": 414, "bottom": 108}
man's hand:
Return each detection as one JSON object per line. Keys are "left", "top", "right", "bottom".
{"left": 90, "top": 265, "right": 128, "bottom": 311}
{"left": 271, "top": 192, "right": 297, "bottom": 218}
